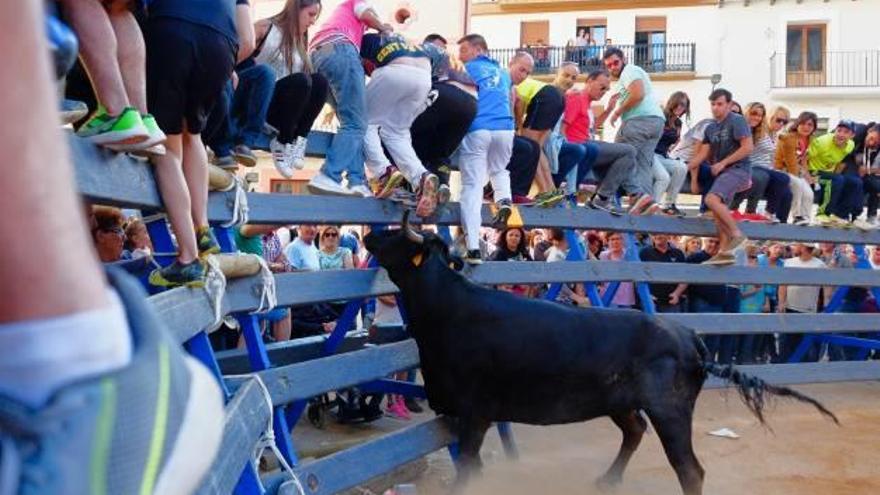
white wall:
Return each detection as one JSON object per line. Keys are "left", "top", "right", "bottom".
{"left": 471, "top": 0, "right": 880, "bottom": 127}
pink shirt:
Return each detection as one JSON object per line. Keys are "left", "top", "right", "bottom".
{"left": 564, "top": 91, "right": 592, "bottom": 144}
{"left": 599, "top": 250, "right": 636, "bottom": 307}
{"left": 310, "top": 0, "right": 371, "bottom": 50}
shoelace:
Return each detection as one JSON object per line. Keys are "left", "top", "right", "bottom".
{"left": 251, "top": 256, "right": 278, "bottom": 315}
{"left": 220, "top": 175, "right": 250, "bottom": 229}
{"left": 202, "top": 255, "right": 228, "bottom": 330}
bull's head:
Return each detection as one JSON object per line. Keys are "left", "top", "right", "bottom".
{"left": 364, "top": 211, "right": 463, "bottom": 279}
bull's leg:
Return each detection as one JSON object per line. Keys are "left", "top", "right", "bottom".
{"left": 596, "top": 410, "right": 648, "bottom": 490}
{"left": 645, "top": 405, "right": 704, "bottom": 495}
{"left": 451, "top": 416, "right": 492, "bottom": 493}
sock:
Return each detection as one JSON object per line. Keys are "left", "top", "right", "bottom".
{"left": 0, "top": 289, "right": 133, "bottom": 408}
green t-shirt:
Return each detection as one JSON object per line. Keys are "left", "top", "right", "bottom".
{"left": 234, "top": 227, "right": 263, "bottom": 256}
{"left": 808, "top": 133, "right": 855, "bottom": 174}
{"left": 615, "top": 64, "right": 664, "bottom": 121}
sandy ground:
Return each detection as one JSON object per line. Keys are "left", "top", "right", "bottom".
{"left": 407, "top": 382, "right": 880, "bottom": 495}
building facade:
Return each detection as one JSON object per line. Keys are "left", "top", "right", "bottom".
{"left": 471, "top": 0, "right": 880, "bottom": 126}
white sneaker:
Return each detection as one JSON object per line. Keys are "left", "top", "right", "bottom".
{"left": 270, "top": 137, "right": 294, "bottom": 179}
{"left": 307, "top": 172, "right": 356, "bottom": 196}
{"left": 291, "top": 136, "right": 308, "bottom": 170}
{"left": 349, "top": 184, "right": 375, "bottom": 198}
{"left": 852, "top": 218, "right": 877, "bottom": 231}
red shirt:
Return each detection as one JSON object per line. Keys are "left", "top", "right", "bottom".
{"left": 564, "top": 90, "right": 592, "bottom": 144}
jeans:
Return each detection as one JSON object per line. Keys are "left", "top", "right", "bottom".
{"left": 204, "top": 64, "right": 275, "bottom": 154}
{"left": 864, "top": 174, "right": 880, "bottom": 218}
{"left": 591, "top": 141, "right": 637, "bottom": 198}
{"left": 553, "top": 142, "right": 597, "bottom": 189}
{"left": 617, "top": 116, "right": 664, "bottom": 197}
{"left": 817, "top": 172, "right": 863, "bottom": 220}
{"left": 312, "top": 42, "right": 367, "bottom": 186}
{"left": 652, "top": 154, "right": 687, "bottom": 205}
{"left": 732, "top": 167, "right": 793, "bottom": 222}
{"left": 779, "top": 309, "right": 821, "bottom": 363}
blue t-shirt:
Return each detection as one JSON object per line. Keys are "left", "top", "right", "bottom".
{"left": 615, "top": 64, "right": 664, "bottom": 121}
{"left": 146, "top": 0, "right": 243, "bottom": 44}
{"left": 466, "top": 55, "right": 514, "bottom": 132}
{"left": 284, "top": 238, "right": 320, "bottom": 272}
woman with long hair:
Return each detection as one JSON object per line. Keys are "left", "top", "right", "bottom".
{"left": 652, "top": 91, "right": 690, "bottom": 216}
{"left": 733, "top": 102, "right": 792, "bottom": 222}
{"left": 767, "top": 106, "right": 791, "bottom": 141}
{"left": 253, "top": 0, "right": 328, "bottom": 177}
{"left": 775, "top": 111, "right": 818, "bottom": 225}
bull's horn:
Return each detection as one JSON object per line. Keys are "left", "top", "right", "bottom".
{"left": 402, "top": 210, "right": 424, "bottom": 244}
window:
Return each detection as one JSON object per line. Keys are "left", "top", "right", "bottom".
{"left": 635, "top": 16, "right": 667, "bottom": 72}
{"left": 520, "top": 20, "right": 549, "bottom": 48}
{"left": 575, "top": 18, "right": 607, "bottom": 46}
{"left": 786, "top": 23, "right": 826, "bottom": 87}
{"left": 270, "top": 179, "right": 307, "bottom": 194}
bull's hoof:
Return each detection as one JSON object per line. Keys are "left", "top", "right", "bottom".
{"left": 595, "top": 474, "right": 622, "bottom": 492}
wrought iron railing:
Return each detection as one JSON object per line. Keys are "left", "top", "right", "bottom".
{"left": 771, "top": 50, "right": 880, "bottom": 88}
{"left": 488, "top": 43, "right": 696, "bottom": 75}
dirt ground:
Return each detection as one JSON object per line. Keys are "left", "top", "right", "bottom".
{"left": 406, "top": 382, "right": 880, "bottom": 495}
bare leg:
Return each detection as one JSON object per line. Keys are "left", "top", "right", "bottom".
{"left": 106, "top": 1, "right": 147, "bottom": 113}
{"left": 272, "top": 314, "right": 292, "bottom": 342}
{"left": 182, "top": 132, "right": 210, "bottom": 228}
{"left": 705, "top": 193, "right": 742, "bottom": 251}
{"left": 58, "top": 0, "right": 129, "bottom": 115}
{"left": 151, "top": 134, "right": 199, "bottom": 262}
{"left": 596, "top": 410, "right": 648, "bottom": 490}
{"left": 0, "top": 0, "right": 108, "bottom": 322}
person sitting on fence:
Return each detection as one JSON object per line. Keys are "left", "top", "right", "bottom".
{"left": 509, "top": 52, "right": 567, "bottom": 204}
{"left": 92, "top": 205, "right": 130, "bottom": 263}
{"left": 851, "top": 124, "right": 880, "bottom": 226}
{"left": 778, "top": 242, "right": 829, "bottom": 363}
{"left": 603, "top": 47, "right": 664, "bottom": 214}
{"left": 203, "top": 0, "right": 264, "bottom": 171}
{"left": 359, "top": 32, "right": 440, "bottom": 218}
{"left": 775, "top": 111, "right": 818, "bottom": 226}
{"left": 599, "top": 232, "right": 636, "bottom": 309}
{"left": 687, "top": 89, "right": 752, "bottom": 266}
{"left": 809, "top": 120, "right": 867, "bottom": 229}
{"left": 124, "top": 217, "right": 153, "bottom": 260}
{"left": 250, "top": 0, "right": 328, "bottom": 176}
{"left": 652, "top": 91, "right": 690, "bottom": 217}
{"left": 307, "top": 0, "right": 393, "bottom": 197}
{"left": 639, "top": 233, "right": 687, "bottom": 313}
{"left": 58, "top": 0, "right": 163, "bottom": 153}
{"left": 732, "top": 101, "right": 793, "bottom": 223}
{"left": 410, "top": 34, "right": 478, "bottom": 202}
{"left": 456, "top": 34, "right": 516, "bottom": 265}
{"left": 1, "top": 2, "right": 224, "bottom": 487}
{"left": 548, "top": 62, "right": 599, "bottom": 197}
{"left": 141, "top": 0, "right": 245, "bottom": 288}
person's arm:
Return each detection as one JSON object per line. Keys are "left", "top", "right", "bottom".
{"left": 687, "top": 143, "right": 711, "bottom": 193}
{"left": 377, "top": 295, "right": 397, "bottom": 306}
{"left": 512, "top": 89, "right": 524, "bottom": 131}
{"left": 712, "top": 136, "right": 754, "bottom": 175}
{"left": 239, "top": 225, "right": 281, "bottom": 237}
{"left": 253, "top": 18, "right": 271, "bottom": 50}
{"left": 741, "top": 285, "right": 762, "bottom": 298}
{"left": 235, "top": 3, "right": 256, "bottom": 63}
{"left": 777, "top": 285, "right": 787, "bottom": 313}
{"left": 343, "top": 249, "right": 354, "bottom": 269}
{"left": 594, "top": 94, "right": 619, "bottom": 129}
{"left": 669, "top": 283, "right": 688, "bottom": 305}
{"left": 611, "top": 79, "right": 644, "bottom": 123}
{"left": 355, "top": 2, "right": 393, "bottom": 34}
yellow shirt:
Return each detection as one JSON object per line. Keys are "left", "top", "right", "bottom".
{"left": 808, "top": 133, "right": 855, "bottom": 174}
{"left": 516, "top": 78, "right": 547, "bottom": 109}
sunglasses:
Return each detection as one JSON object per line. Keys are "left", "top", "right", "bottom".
{"left": 775, "top": 118, "right": 789, "bottom": 125}
{"left": 99, "top": 227, "right": 124, "bottom": 235}
{"left": 323, "top": 232, "right": 339, "bottom": 238}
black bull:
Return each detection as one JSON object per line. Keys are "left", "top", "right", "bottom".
{"left": 364, "top": 215, "right": 838, "bottom": 495}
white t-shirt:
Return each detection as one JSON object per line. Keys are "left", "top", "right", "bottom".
{"left": 284, "top": 238, "right": 320, "bottom": 272}
{"left": 783, "top": 256, "right": 827, "bottom": 313}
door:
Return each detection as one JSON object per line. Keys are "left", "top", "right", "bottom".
{"left": 786, "top": 24, "right": 826, "bottom": 87}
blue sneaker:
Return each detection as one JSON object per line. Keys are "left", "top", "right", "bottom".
{"left": 0, "top": 269, "right": 224, "bottom": 495}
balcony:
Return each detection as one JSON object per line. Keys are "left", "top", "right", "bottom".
{"left": 771, "top": 50, "right": 880, "bottom": 89}
{"left": 487, "top": 43, "right": 696, "bottom": 76}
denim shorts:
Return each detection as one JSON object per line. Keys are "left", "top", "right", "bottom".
{"left": 709, "top": 166, "right": 751, "bottom": 205}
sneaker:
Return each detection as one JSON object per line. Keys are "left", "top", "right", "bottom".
{"left": 534, "top": 189, "right": 566, "bottom": 208}
{"left": 794, "top": 216, "right": 811, "bottom": 226}
{"left": 371, "top": 167, "right": 406, "bottom": 199}
{"left": 463, "top": 250, "right": 483, "bottom": 265}
{"left": 588, "top": 195, "right": 625, "bottom": 216}
{"left": 270, "top": 137, "right": 294, "bottom": 179}
{"left": 816, "top": 214, "right": 847, "bottom": 228}
{"left": 349, "top": 184, "right": 374, "bottom": 198}
{"left": 415, "top": 173, "right": 440, "bottom": 218}
{"left": 60, "top": 98, "right": 88, "bottom": 125}
{"left": 148, "top": 259, "right": 207, "bottom": 289}
{"left": 232, "top": 144, "right": 257, "bottom": 168}
{"left": 723, "top": 235, "right": 748, "bottom": 255}
{"left": 492, "top": 199, "right": 512, "bottom": 228}
{"left": 386, "top": 397, "right": 411, "bottom": 421}
{"left": 107, "top": 114, "right": 167, "bottom": 153}
{"left": 661, "top": 204, "right": 686, "bottom": 217}
{"left": 290, "top": 136, "right": 308, "bottom": 170}
{"left": 403, "top": 397, "right": 424, "bottom": 413}
{"left": 702, "top": 252, "right": 736, "bottom": 266}
{"left": 627, "top": 194, "right": 655, "bottom": 215}
{"left": 197, "top": 226, "right": 221, "bottom": 258}
{"left": 76, "top": 106, "right": 149, "bottom": 146}
{"left": 308, "top": 172, "right": 356, "bottom": 196}
{"left": 0, "top": 269, "right": 224, "bottom": 495}
{"left": 214, "top": 155, "right": 238, "bottom": 171}
{"left": 438, "top": 184, "right": 452, "bottom": 205}
{"left": 851, "top": 218, "right": 877, "bottom": 231}
{"left": 512, "top": 194, "right": 535, "bottom": 206}
{"left": 731, "top": 210, "right": 750, "bottom": 222}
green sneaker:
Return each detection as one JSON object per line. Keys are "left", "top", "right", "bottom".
{"left": 149, "top": 260, "right": 206, "bottom": 289}
{"left": 76, "top": 106, "right": 149, "bottom": 146}
{"left": 197, "top": 226, "right": 221, "bottom": 258}
{"left": 107, "top": 113, "right": 166, "bottom": 153}
{"left": 534, "top": 189, "right": 567, "bottom": 208}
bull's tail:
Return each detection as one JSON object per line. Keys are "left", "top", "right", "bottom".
{"left": 703, "top": 362, "right": 840, "bottom": 426}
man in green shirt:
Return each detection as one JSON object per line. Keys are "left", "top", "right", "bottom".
{"left": 808, "top": 120, "right": 869, "bottom": 228}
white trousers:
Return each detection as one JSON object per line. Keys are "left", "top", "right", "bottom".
{"left": 364, "top": 63, "right": 432, "bottom": 185}
{"left": 652, "top": 154, "right": 688, "bottom": 205}
{"left": 788, "top": 174, "right": 815, "bottom": 219}
{"left": 458, "top": 129, "right": 514, "bottom": 250}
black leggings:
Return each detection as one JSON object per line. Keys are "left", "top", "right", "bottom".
{"left": 266, "top": 72, "right": 329, "bottom": 144}
{"left": 412, "top": 82, "right": 477, "bottom": 177}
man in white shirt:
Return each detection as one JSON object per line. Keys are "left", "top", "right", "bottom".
{"left": 779, "top": 243, "right": 828, "bottom": 362}
{"left": 284, "top": 224, "right": 320, "bottom": 271}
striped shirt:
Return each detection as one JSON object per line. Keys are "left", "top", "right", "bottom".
{"left": 750, "top": 135, "right": 775, "bottom": 169}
